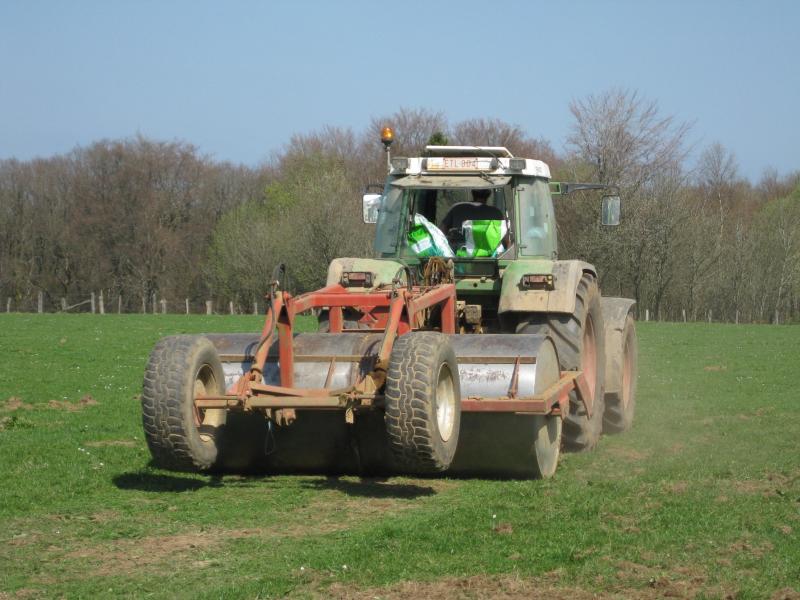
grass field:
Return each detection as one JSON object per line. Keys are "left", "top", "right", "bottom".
{"left": 0, "top": 314, "right": 798, "bottom": 599}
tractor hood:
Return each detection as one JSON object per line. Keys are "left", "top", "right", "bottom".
{"left": 326, "top": 257, "right": 407, "bottom": 289}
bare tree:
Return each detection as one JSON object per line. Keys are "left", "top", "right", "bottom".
{"left": 451, "top": 117, "right": 558, "bottom": 165}
{"left": 567, "top": 88, "right": 692, "bottom": 193}
{"left": 369, "top": 107, "right": 448, "bottom": 158}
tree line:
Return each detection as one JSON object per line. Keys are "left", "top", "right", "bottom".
{"left": 1, "top": 91, "right": 798, "bottom": 322}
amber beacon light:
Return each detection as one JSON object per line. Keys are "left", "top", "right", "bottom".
{"left": 380, "top": 126, "right": 394, "bottom": 148}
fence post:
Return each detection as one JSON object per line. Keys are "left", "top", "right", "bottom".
{"left": 6, "top": 298, "right": 10, "bottom": 313}
{"left": 90, "top": 292, "right": 96, "bottom": 314}
{"left": 707, "top": 310, "right": 712, "bottom": 323}
{"left": 229, "top": 301, "right": 235, "bottom": 315}
{"left": 141, "top": 296, "right": 146, "bottom": 314}
{"left": 161, "top": 299, "right": 167, "bottom": 314}
{"left": 38, "top": 291, "right": 44, "bottom": 314}
{"left": 735, "top": 310, "right": 739, "bottom": 324}
{"left": 645, "top": 309, "right": 649, "bottom": 322}
{"left": 152, "top": 293, "right": 157, "bottom": 315}
{"left": 99, "top": 290, "right": 105, "bottom": 315}
{"left": 253, "top": 300, "right": 258, "bottom": 315}
{"left": 206, "top": 300, "right": 213, "bottom": 315}
{"left": 61, "top": 297, "right": 67, "bottom": 312}
{"left": 775, "top": 309, "right": 779, "bottom": 325}
{"left": 118, "top": 296, "right": 122, "bottom": 314}
{"left": 185, "top": 298, "right": 189, "bottom": 315}
{"left": 682, "top": 309, "right": 686, "bottom": 323}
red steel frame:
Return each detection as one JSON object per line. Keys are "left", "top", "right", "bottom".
{"left": 195, "top": 281, "right": 591, "bottom": 419}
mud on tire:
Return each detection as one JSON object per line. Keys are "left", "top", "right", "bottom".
{"left": 519, "top": 273, "right": 606, "bottom": 452}
{"left": 384, "top": 332, "right": 461, "bottom": 473}
{"left": 141, "top": 335, "right": 227, "bottom": 471}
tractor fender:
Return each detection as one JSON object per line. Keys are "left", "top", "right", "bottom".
{"left": 498, "top": 259, "right": 597, "bottom": 315}
{"left": 326, "top": 257, "right": 407, "bottom": 288}
{"left": 600, "top": 297, "right": 637, "bottom": 395}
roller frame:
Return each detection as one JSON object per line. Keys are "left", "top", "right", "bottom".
{"left": 194, "top": 281, "right": 589, "bottom": 421}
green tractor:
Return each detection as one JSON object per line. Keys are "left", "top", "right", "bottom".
{"left": 141, "top": 138, "right": 637, "bottom": 479}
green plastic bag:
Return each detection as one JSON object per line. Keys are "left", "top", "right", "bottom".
{"left": 456, "top": 219, "right": 508, "bottom": 257}
{"left": 408, "top": 214, "right": 454, "bottom": 257}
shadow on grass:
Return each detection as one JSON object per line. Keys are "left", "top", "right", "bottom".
{"left": 113, "top": 471, "right": 225, "bottom": 492}
{"left": 113, "top": 471, "right": 438, "bottom": 499}
{"left": 300, "top": 476, "right": 437, "bottom": 499}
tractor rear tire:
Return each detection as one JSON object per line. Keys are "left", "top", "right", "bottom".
{"left": 384, "top": 332, "right": 461, "bottom": 473}
{"left": 603, "top": 313, "right": 638, "bottom": 433}
{"left": 142, "top": 335, "right": 227, "bottom": 471}
{"left": 519, "top": 273, "right": 606, "bottom": 452}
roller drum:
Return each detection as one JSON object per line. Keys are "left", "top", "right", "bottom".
{"left": 448, "top": 335, "right": 562, "bottom": 478}
{"left": 204, "top": 332, "right": 561, "bottom": 477}
{"left": 206, "top": 332, "right": 387, "bottom": 473}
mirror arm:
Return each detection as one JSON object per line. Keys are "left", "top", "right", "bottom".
{"left": 559, "top": 182, "right": 619, "bottom": 195}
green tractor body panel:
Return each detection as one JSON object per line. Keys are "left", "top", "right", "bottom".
{"left": 326, "top": 257, "right": 407, "bottom": 289}
{"left": 499, "top": 259, "right": 597, "bottom": 315}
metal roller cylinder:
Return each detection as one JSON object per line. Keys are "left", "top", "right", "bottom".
{"left": 205, "top": 332, "right": 386, "bottom": 473}
{"left": 204, "top": 332, "right": 560, "bottom": 477}
{"left": 448, "top": 334, "right": 561, "bottom": 478}
{"left": 205, "top": 332, "right": 383, "bottom": 391}
{"left": 447, "top": 334, "right": 557, "bottom": 401}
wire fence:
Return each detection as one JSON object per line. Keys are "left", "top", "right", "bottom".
{"left": 3, "top": 291, "right": 795, "bottom": 325}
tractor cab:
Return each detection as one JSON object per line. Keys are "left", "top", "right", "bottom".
{"left": 365, "top": 145, "right": 559, "bottom": 271}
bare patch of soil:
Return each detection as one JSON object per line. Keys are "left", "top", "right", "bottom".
{"left": 604, "top": 514, "right": 641, "bottom": 534}
{"left": 325, "top": 574, "right": 599, "bottom": 600}
{"left": 492, "top": 523, "right": 513, "bottom": 535}
{"left": 728, "top": 472, "right": 794, "bottom": 498}
{"left": 2, "top": 397, "right": 33, "bottom": 411}
{"left": 726, "top": 539, "right": 774, "bottom": 559}
{"left": 605, "top": 446, "right": 650, "bottom": 461}
{"left": 64, "top": 528, "right": 261, "bottom": 577}
{"left": 84, "top": 440, "right": 136, "bottom": 448}
{"left": 323, "top": 567, "right": 732, "bottom": 600}
{"left": 771, "top": 588, "right": 800, "bottom": 600}
{"left": 664, "top": 481, "right": 689, "bottom": 494}
{"left": 88, "top": 510, "right": 119, "bottom": 523}
{"left": 47, "top": 395, "right": 98, "bottom": 412}
{"left": 59, "top": 516, "right": 354, "bottom": 579}
{"left": 0, "top": 590, "right": 43, "bottom": 599}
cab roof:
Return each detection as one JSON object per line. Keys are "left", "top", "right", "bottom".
{"left": 424, "top": 145, "right": 514, "bottom": 158}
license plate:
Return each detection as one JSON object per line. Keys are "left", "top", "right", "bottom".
{"left": 427, "top": 157, "right": 493, "bottom": 171}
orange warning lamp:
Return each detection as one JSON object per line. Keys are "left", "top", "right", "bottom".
{"left": 380, "top": 126, "right": 394, "bottom": 148}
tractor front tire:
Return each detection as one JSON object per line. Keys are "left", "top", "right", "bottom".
{"left": 520, "top": 273, "right": 606, "bottom": 452}
{"left": 603, "top": 313, "right": 638, "bottom": 433}
{"left": 384, "top": 332, "right": 461, "bottom": 473}
{"left": 142, "top": 335, "right": 227, "bottom": 471}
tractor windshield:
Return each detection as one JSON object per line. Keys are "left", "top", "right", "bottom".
{"left": 374, "top": 177, "right": 512, "bottom": 259}
{"left": 374, "top": 175, "right": 556, "bottom": 259}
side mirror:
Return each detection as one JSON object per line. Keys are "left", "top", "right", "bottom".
{"left": 362, "top": 193, "right": 382, "bottom": 224}
{"left": 601, "top": 195, "right": 621, "bottom": 226}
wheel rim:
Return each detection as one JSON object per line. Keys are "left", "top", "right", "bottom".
{"left": 582, "top": 315, "right": 598, "bottom": 400}
{"left": 193, "top": 364, "right": 222, "bottom": 443}
{"left": 533, "top": 415, "right": 562, "bottom": 478}
{"left": 435, "top": 363, "right": 456, "bottom": 442}
{"left": 621, "top": 334, "right": 632, "bottom": 410}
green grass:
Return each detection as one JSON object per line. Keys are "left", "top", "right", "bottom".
{"left": 0, "top": 315, "right": 798, "bottom": 598}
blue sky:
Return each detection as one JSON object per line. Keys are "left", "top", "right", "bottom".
{"left": 1, "top": 0, "right": 798, "bottom": 181}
